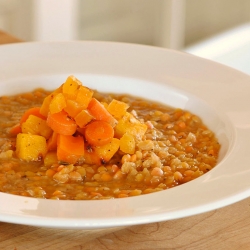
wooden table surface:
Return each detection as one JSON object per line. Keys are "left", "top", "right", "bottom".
{"left": 1, "top": 30, "right": 250, "bottom": 250}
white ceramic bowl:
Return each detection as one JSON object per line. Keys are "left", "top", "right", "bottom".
{"left": 0, "top": 41, "right": 250, "bottom": 229}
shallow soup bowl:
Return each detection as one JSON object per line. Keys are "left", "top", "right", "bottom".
{"left": 0, "top": 41, "right": 250, "bottom": 229}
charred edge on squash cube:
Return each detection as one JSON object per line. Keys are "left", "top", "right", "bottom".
{"left": 86, "top": 144, "right": 93, "bottom": 153}
{"left": 100, "top": 158, "right": 107, "bottom": 165}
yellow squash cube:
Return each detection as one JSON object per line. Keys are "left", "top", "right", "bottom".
{"left": 64, "top": 99, "right": 84, "bottom": 118}
{"left": 62, "top": 75, "right": 81, "bottom": 98}
{"left": 49, "top": 93, "right": 67, "bottom": 114}
{"left": 75, "top": 110, "right": 93, "bottom": 128}
{"left": 75, "top": 85, "right": 93, "bottom": 109}
{"left": 107, "top": 99, "right": 129, "bottom": 119}
{"left": 84, "top": 138, "right": 120, "bottom": 165}
{"left": 16, "top": 133, "right": 47, "bottom": 161}
{"left": 21, "top": 115, "right": 52, "bottom": 139}
{"left": 120, "top": 133, "right": 135, "bottom": 154}
{"left": 115, "top": 112, "right": 147, "bottom": 140}
{"left": 40, "top": 85, "right": 63, "bottom": 117}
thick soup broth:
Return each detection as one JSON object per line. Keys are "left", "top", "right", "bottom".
{"left": 0, "top": 84, "right": 220, "bottom": 200}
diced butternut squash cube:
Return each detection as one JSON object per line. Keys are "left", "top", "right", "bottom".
{"left": 21, "top": 115, "right": 52, "bottom": 139}
{"left": 75, "top": 85, "right": 93, "bottom": 109}
{"left": 83, "top": 149, "right": 100, "bottom": 165}
{"left": 40, "top": 86, "right": 63, "bottom": 117}
{"left": 44, "top": 151, "right": 58, "bottom": 167}
{"left": 75, "top": 110, "right": 93, "bottom": 128}
{"left": 120, "top": 133, "right": 135, "bottom": 154}
{"left": 95, "top": 138, "right": 120, "bottom": 164}
{"left": 40, "top": 94, "right": 53, "bottom": 117}
{"left": 115, "top": 112, "right": 147, "bottom": 140}
{"left": 49, "top": 93, "right": 66, "bottom": 114}
{"left": 107, "top": 99, "right": 129, "bottom": 119}
{"left": 62, "top": 75, "right": 81, "bottom": 99}
{"left": 84, "top": 138, "right": 120, "bottom": 165}
{"left": 64, "top": 100, "right": 84, "bottom": 118}
{"left": 16, "top": 133, "right": 47, "bottom": 161}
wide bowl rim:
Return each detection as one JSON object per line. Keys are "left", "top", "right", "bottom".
{"left": 0, "top": 41, "right": 250, "bottom": 229}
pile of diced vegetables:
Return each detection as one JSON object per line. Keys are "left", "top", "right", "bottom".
{"left": 12, "top": 76, "right": 148, "bottom": 166}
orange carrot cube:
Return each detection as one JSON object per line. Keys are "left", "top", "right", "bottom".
{"left": 88, "top": 98, "right": 117, "bottom": 127}
{"left": 57, "top": 134, "right": 85, "bottom": 164}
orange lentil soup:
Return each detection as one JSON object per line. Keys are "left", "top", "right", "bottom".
{"left": 0, "top": 80, "right": 220, "bottom": 200}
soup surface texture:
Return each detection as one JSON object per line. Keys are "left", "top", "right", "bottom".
{"left": 0, "top": 80, "right": 220, "bottom": 200}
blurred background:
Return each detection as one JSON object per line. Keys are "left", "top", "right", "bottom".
{"left": 0, "top": 0, "right": 249, "bottom": 74}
